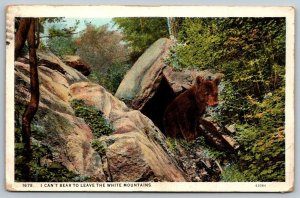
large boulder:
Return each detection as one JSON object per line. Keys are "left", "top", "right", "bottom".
{"left": 115, "top": 38, "right": 171, "bottom": 103}
{"left": 69, "top": 82, "right": 187, "bottom": 182}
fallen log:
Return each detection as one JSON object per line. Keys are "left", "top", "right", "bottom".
{"left": 198, "top": 118, "right": 239, "bottom": 152}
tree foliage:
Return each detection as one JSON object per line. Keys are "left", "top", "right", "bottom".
{"left": 47, "top": 36, "right": 77, "bottom": 57}
{"left": 73, "top": 24, "right": 130, "bottom": 93}
{"left": 45, "top": 20, "right": 79, "bottom": 57}
{"left": 168, "top": 17, "right": 286, "bottom": 181}
{"left": 75, "top": 24, "right": 129, "bottom": 73}
{"left": 113, "top": 17, "right": 169, "bottom": 61}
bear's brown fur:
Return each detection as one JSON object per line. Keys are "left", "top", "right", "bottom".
{"left": 163, "top": 76, "right": 221, "bottom": 141}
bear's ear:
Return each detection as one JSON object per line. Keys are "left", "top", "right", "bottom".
{"left": 196, "top": 76, "right": 204, "bottom": 85}
{"left": 214, "top": 76, "right": 221, "bottom": 85}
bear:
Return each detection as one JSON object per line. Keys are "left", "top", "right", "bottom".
{"left": 163, "top": 75, "right": 221, "bottom": 141}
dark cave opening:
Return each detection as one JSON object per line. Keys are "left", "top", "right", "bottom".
{"left": 140, "top": 76, "right": 177, "bottom": 133}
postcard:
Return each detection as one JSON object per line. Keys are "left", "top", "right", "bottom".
{"left": 6, "top": 5, "right": 294, "bottom": 192}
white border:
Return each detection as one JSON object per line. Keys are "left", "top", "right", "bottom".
{"left": 5, "top": 5, "right": 295, "bottom": 192}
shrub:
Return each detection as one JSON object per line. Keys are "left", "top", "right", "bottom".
{"left": 70, "top": 99, "right": 114, "bottom": 138}
{"left": 235, "top": 88, "right": 285, "bottom": 181}
{"left": 89, "top": 62, "right": 131, "bottom": 94}
{"left": 165, "top": 137, "right": 177, "bottom": 151}
{"left": 221, "top": 164, "right": 246, "bottom": 182}
{"left": 91, "top": 140, "right": 106, "bottom": 156}
{"left": 194, "top": 136, "right": 228, "bottom": 160}
{"left": 75, "top": 24, "right": 129, "bottom": 73}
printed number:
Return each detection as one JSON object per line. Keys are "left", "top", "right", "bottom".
{"left": 255, "top": 184, "right": 266, "bottom": 187}
{"left": 22, "top": 183, "right": 33, "bottom": 187}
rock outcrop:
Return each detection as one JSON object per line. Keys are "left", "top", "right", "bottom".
{"left": 69, "top": 82, "right": 187, "bottom": 181}
{"left": 15, "top": 52, "right": 106, "bottom": 181}
{"left": 63, "top": 55, "right": 91, "bottom": 76}
{"left": 14, "top": 50, "right": 186, "bottom": 182}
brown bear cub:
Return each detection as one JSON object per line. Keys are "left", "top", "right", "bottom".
{"left": 163, "top": 75, "right": 221, "bottom": 141}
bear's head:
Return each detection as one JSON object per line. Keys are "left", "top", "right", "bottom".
{"left": 194, "top": 75, "right": 221, "bottom": 109}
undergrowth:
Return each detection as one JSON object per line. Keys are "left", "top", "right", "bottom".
{"left": 70, "top": 99, "right": 114, "bottom": 138}
{"left": 15, "top": 102, "right": 87, "bottom": 182}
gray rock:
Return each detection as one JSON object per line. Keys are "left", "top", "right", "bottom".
{"left": 226, "top": 124, "right": 236, "bottom": 134}
{"left": 115, "top": 38, "right": 171, "bottom": 102}
{"left": 194, "top": 176, "right": 201, "bottom": 182}
{"left": 222, "top": 135, "right": 240, "bottom": 149}
{"left": 195, "top": 151, "right": 202, "bottom": 157}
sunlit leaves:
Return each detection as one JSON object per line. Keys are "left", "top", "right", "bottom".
{"left": 113, "top": 17, "right": 169, "bottom": 61}
{"left": 170, "top": 17, "right": 286, "bottom": 181}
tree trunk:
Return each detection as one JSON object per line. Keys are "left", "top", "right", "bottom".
{"left": 15, "top": 18, "right": 40, "bottom": 180}
{"left": 14, "top": 18, "right": 31, "bottom": 60}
